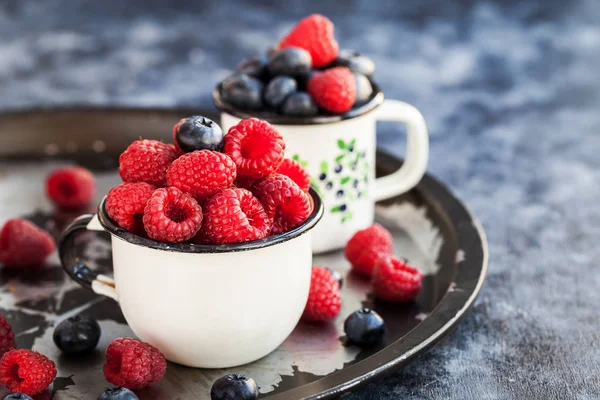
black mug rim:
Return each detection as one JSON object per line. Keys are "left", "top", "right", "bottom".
{"left": 96, "top": 187, "right": 324, "bottom": 253}
{"left": 213, "top": 81, "right": 385, "bottom": 125}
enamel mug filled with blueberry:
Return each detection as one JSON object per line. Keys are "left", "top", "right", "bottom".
{"left": 215, "top": 14, "right": 429, "bottom": 253}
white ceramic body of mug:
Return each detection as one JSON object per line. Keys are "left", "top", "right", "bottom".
{"left": 59, "top": 190, "right": 323, "bottom": 369}
{"left": 216, "top": 87, "right": 429, "bottom": 253}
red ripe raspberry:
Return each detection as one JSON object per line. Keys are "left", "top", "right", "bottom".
{"left": 105, "top": 182, "right": 156, "bottom": 235}
{"left": 234, "top": 176, "right": 257, "bottom": 191}
{"left": 253, "top": 174, "right": 312, "bottom": 235}
{"left": 0, "top": 349, "right": 57, "bottom": 396}
{"left": 345, "top": 224, "right": 393, "bottom": 276}
{"left": 223, "top": 118, "right": 285, "bottom": 180}
{"left": 119, "top": 139, "right": 178, "bottom": 187}
{"left": 280, "top": 14, "right": 339, "bottom": 68}
{"left": 372, "top": 256, "right": 423, "bottom": 302}
{"left": 103, "top": 338, "right": 166, "bottom": 390}
{"left": 302, "top": 266, "right": 341, "bottom": 321}
{"left": 166, "top": 150, "right": 236, "bottom": 203}
{"left": 199, "top": 188, "right": 271, "bottom": 244}
{"left": 0, "top": 219, "right": 55, "bottom": 268}
{"left": 308, "top": 67, "right": 356, "bottom": 113}
{"left": 143, "top": 187, "right": 203, "bottom": 243}
{"left": 45, "top": 166, "right": 96, "bottom": 209}
{"left": 0, "top": 314, "right": 15, "bottom": 357}
{"left": 276, "top": 158, "right": 311, "bottom": 193}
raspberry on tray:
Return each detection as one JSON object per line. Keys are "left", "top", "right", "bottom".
{"left": 372, "top": 256, "right": 423, "bottom": 302}
{"left": 0, "top": 349, "right": 57, "bottom": 396}
{"left": 0, "top": 219, "right": 55, "bottom": 268}
{"left": 345, "top": 224, "right": 394, "bottom": 276}
{"left": 46, "top": 166, "right": 96, "bottom": 209}
{"left": 103, "top": 338, "right": 166, "bottom": 390}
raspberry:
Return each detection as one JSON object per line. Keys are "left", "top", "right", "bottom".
{"left": 308, "top": 67, "right": 356, "bottom": 113}
{"left": 253, "top": 174, "right": 312, "bottom": 235}
{"left": 119, "top": 140, "right": 178, "bottom": 187}
{"left": 233, "top": 176, "right": 257, "bottom": 191}
{"left": 143, "top": 187, "right": 203, "bottom": 243}
{"left": 345, "top": 224, "right": 393, "bottom": 276}
{"left": 223, "top": 118, "right": 285, "bottom": 180}
{"left": 199, "top": 188, "right": 271, "bottom": 244}
{"left": 0, "top": 349, "right": 57, "bottom": 396}
{"left": 280, "top": 14, "right": 339, "bottom": 68}
{"left": 0, "top": 314, "right": 15, "bottom": 357}
{"left": 45, "top": 166, "right": 96, "bottom": 209}
{"left": 0, "top": 219, "right": 55, "bottom": 268}
{"left": 105, "top": 182, "right": 156, "bottom": 235}
{"left": 276, "top": 159, "right": 311, "bottom": 193}
{"left": 166, "top": 150, "right": 237, "bottom": 202}
{"left": 372, "top": 256, "right": 423, "bottom": 302}
{"left": 103, "top": 338, "right": 166, "bottom": 390}
{"left": 302, "top": 266, "right": 341, "bottom": 321}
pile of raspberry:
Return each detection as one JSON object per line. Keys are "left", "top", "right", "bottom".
{"left": 219, "top": 14, "right": 375, "bottom": 116}
{"left": 107, "top": 116, "right": 314, "bottom": 245}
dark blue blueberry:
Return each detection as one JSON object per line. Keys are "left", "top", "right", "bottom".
{"left": 268, "top": 47, "right": 312, "bottom": 77}
{"left": 175, "top": 116, "right": 224, "bottom": 153}
{"left": 334, "top": 164, "right": 343, "bottom": 173}
{"left": 220, "top": 74, "right": 264, "bottom": 111}
{"left": 326, "top": 182, "right": 333, "bottom": 190}
{"left": 236, "top": 56, "right": 267, "bottom": 79}
{"left": 354, "top": 72, "right": 374, "bottom": 106}
{"left": 319, "top": 173, "right": 327, "bottom": 181}
{"left": 211, "top": 374, "right": 258, "bottom": 400}
{"left": 353, "top": 179, "right": 359, "bottom": 188}
{"left": 325, "top": 267, "right": 343, "bottom": 289}
{"left": 264, "top": 76, "right": 297, "bottom": 109}
{"left": 281, "top": 92, "right": 319, "bottom": 117}
{"left": 53, "top": 315, "right": 101, "bottom": 355}
{"left": 348, "top": 146, "right": 355, "bottom": 152}
{"left": 340, "top": 204, "right": 347, "bottom": 211}
{"left": 97, "top": 387, "right": 139, "bottom": 400}
{"left": 337, "top": 190, "right": 344, "bottom": 198}
{"left": 3, "top": 394, "right": 34, "bottom": 400}
{"left": 335, "top": 49, "right": 375, "bottom": 76}
{"left": 344, "top": 308, "right": 385, "bottom": 347}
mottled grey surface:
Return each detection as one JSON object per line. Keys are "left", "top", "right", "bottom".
{"left": 1, "top": 0, "right": 599, "bottom": 399}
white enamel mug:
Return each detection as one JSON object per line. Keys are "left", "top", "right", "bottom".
{"left": 59, "top": 189, "right": 323, "bottom": 368}
{"left": 215, "top": 85, "right": 429, "bottom": 253}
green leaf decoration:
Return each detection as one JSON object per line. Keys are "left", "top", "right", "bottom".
{"left": 355, "top": 153, "right": 360, "bottom": 163}
{"left": 320, "top": 161, "right": 328, "bottom": 174}
{"left": 335, "top": 154, "right": 344, "bottom": 163}
{"left": 341, "top": 212, "right": 354, "bottom": 223}
{"left": 349, "top": 139, "right": 356, "bottom": 149}
{"left": 340, "top": 176, "right": 351, "bottom": 185}
{"left": 337, "top": 139, "right": 346, "bottom": 150}
{"left": 292, "top": 154, "right": 301, "bottom": 162}
{"left": 330, "top": 205, "right": 342, "bottom": 213}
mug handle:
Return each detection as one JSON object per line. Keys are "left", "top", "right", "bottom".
{"left": 59, "top": 214, "right": 119, "bottom": 301}
{"left": 372, "top": 99, "right": 429, "bottom": 201}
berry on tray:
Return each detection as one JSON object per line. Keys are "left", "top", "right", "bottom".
{"left": 210, "top": 373, "right": 258, "bottom": 400}
{"left": 275, "top": 158, "right": 311, "bottom": 193}
{"left": 0, "top": 314, "right": 15, "bottom": 358}
{"left": 354, "top": 73, "right": 374, "bottom": 106}
{"left": 0, "top": 349, "right": 57, "bottom": 396}
{"left": 53, "top": 315, "right": 101, "bottom": 355}
{"left": 105, "top": 182, "right": 156, "bottom": 234}
{"left": 280, "top": 14, "right": 339, "bottom": 68}
{"left": 143, "top": 187, "right": 203, "bottom": 243}
{"left": 167, "top": 150, "right": 237, "bottom": 202}
{"left": 2, "top": 393, "right": 34, "bottom": 400}
{"left": 267, "top": 47, "right": 312, "bottom": 78}
{"left": 199, "top": 188, "right": 271, "bottom": 244}
{"left": 97, "top": 387, "right": 139, "bottom": 400}
{"left": 308, "top": 67, "right": 356, "bottom": 113}
{"left": 344, "top": 308, "right": 385, "bottom": 347}
{"left": 264, "top": 76, "right": 297, "bottom": 109}
{"left": 253, "top": 174, "right": 312, "bottom": 235}
{"left": 103, "top": 338, "right": 166, "bottom": 390}
{"left": 119, "top": 139, "right": 178, "bottom": 187}
{"left": 236, "top": 55, "right": 268, "bottom": 79}
{"left": 345, "top": 223, "right": 393, "bottom": 276}
{"left": 302, "top": 266, "right": 342, "bottom": 322}
{"left": 220, "top": 74, "right": 264, "bottom": 111}
{"left": 46, "top": 166, "right": 96, "bottom": 209}
{"left": 372, "top": 256, "right": 423, "bottom": 302}
{"left": 0, "top": 219, "right": 55, "bottom": 268}
{"left": 223, "top": 118, "right": 285, "bottom": 179}
{"left": 335, "top": 49, "right": 375, "bottom": 76}
{"left": 173, "top": 116, "right": 224, "bottom": 153}
{"left": 280, "top": 92, "right": 319, "bottom": 116}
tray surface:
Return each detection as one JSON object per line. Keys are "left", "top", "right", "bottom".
{"left": 0, "top": 109, "right": 487, "bottom": 399}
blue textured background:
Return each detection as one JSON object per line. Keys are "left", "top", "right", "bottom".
{"left": 1, "top": 1, "right": 599, "bottom": 398}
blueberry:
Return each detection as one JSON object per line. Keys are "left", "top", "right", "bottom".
{"left": 337, "top": 190, "right": 344, "bottom": 197}
{"left": 325, "top": 267, "right": 343, "bottom": 289}
{"left": 353, "top": 179, "right": 359, "bottom": 188}
{"left": 326, "top": 182, "right": 333, "bottom": 190}
{"left": 340, "top": 204, "right": 347, "bottom": 211}
{"left": 344, "top": 308, "right": 385, "bottom": 346}
{"left": 236, "top": 56, "right": 267, "bottom": 79}
{"left": 281, "top": 92, "right": 319, "bottom": 117}
{"left": 319, "top": 173, "right": 327, "bottom": 181}
{"left": 264, "top": 76, "right": 297, "bottom": 109}
{"left": 53, "top": 315, "right": 101, "bottom": 355}
{"left": 354, "top": 73, "right": 374, "bottom": 106}
{"left": 3, "top": 394, "right": 34, "bottom": 400}
{"left": 97, "top": 387, "right": 139, "bottom": 400}
{"left": 211, "top": 374, "right": 258, "bottom": 400}
{"left": 268, "top": 47, "right": 311, "bottom": 77}
{"left": 335, "top": 49, "right": 375, "bottom": 76}
{"left": 221, "top": 74, "right": 264, "bottom": 111}
{"left": 175, "top": 116, "right": 224, "bottom": 153}
{"left": 334, "top": 165, "right": 343, "bottom": 173}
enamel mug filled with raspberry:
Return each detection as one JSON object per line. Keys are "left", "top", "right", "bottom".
{"left": 58, "top": 191, "right": 323, "bottom": 369}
